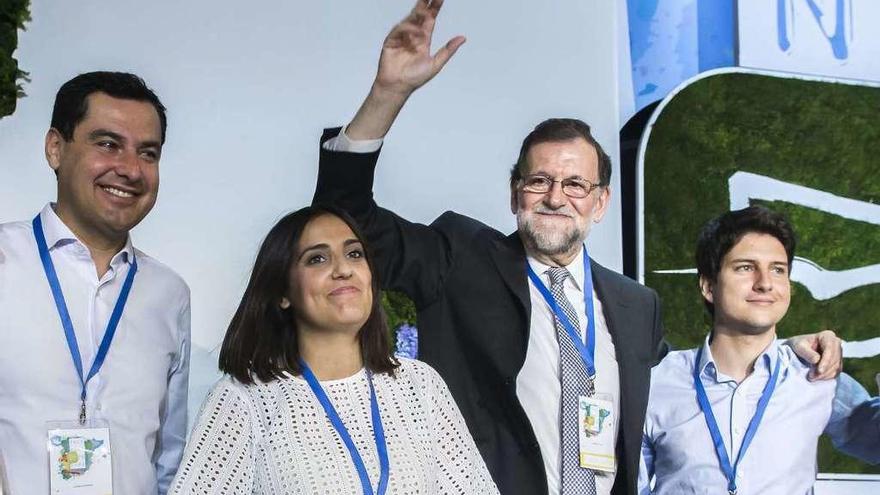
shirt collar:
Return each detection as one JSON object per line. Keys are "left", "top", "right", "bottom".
{"left": 526, "top": 245, "right": 586, "bottom": 292}
{"left": 697, "top": 333, "right": 783, "bottom": 383}
{"left": 38, "top": 203, "right": 136, "bottom": 266}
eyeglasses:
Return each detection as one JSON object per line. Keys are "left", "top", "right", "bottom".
{"left": 519, "top": 174, "right": 603, "bottom": 198}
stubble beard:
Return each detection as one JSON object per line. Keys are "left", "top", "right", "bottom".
{"left": 517, "top": 210, "right": 588, "bottom": 258}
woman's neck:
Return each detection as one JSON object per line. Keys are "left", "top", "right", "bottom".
{"left": 298, "top": 329, "right": 363, "bottom": 380}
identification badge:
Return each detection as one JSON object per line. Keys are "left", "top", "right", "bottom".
{"left": 47, "top": 422, "right": 113, "bottom": 494}
{"left": 578, "top": 394, "right": 616, "bottom": 472}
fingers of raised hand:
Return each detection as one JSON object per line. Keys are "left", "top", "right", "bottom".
{"left": 431, "top": 35, "right": 466, "bottom": 73}
{"left": 414, "top": 0, "right": 444, "bottom": 19}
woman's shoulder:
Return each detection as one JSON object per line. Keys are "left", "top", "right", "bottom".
{"left": 392, "top": 357, "right": 444, "bottom": 383}
{"left": 207, "top": 375, "right": 248, "bottom": 398}
{"left": 204, "top": 374, "right": 293, "bottom": 413}
{"left": 381, "top": 358, "right": 454, "bottom": 403}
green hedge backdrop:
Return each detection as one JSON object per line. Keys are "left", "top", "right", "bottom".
{"left": 643, "top": 72, "right": 880, "bottom": 474}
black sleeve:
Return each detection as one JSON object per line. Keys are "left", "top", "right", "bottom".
{"left": 312, "top": 127, "right": 455, "bottom": 307}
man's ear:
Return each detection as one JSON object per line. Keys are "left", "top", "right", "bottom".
{"left": 45, "top": 128, "right": 65, "bottom": 173}
{"left": 590, "top": 185, "right": 612, "bottom": 224}
{"left": 699, "top": 275, "right": 714, "bottom": 304}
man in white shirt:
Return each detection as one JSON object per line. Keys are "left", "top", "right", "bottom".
{"left": 639, "top": 206, "right": 880, "bottom": 494}
{"left": 0, "top": 72, "right": 190, "bottom": 495}
{"left": 313, "top": 2, "right": 844, "bottom": 494}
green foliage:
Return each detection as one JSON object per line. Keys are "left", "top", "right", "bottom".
{"left": 644, "top": 73, "right": 880, "bottom": 474}
{"left": 382, "top": 290, "right": 417, "bottom": 346}
{"left": 0, "top": 0, "right": 30, "bottom": 118}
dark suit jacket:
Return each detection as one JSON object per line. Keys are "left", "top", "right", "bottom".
{"left": 313, "top": 128, "right": 666, "bottom": 495}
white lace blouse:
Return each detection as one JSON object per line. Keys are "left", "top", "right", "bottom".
{"left": 169, "top": 358, "right": 499, "bottom": 494}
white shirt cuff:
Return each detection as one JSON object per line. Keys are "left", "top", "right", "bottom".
{"left": 323, "top": 126, "right": 383, "bottom": 153}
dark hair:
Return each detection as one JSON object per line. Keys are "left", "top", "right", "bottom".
{"left": 51, "top": 71, "right": 167, "bottom": 144}
{"left": 219, "top": 205, "right": 399, "bottom": 384}
{"left": 509, "top": 118, "right": 611, "bottom": 189}
{"left": 695, "top": 205, "right": 796, "bottom": 316}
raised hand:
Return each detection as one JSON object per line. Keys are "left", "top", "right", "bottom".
{"left": 375, "top": 0, "right": 466, "bottom": 96}
{"left": 347, "top": 0, "right": 465, "bottom": 140}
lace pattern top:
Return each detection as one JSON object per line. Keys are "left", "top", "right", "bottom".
{"left": 169, "top": 358, "right": 499, "bottom": 494}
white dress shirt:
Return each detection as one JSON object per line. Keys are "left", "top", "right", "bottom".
{"left": 518, "top": 250, "right": 620, "bottom": 495}
{"left": 640, "top": 336, "right": 880, "bottom": 495}
{"left": 0, "top": 204, "right": 191, "bottom": 495}
{"left": 326, "top": 130, "right": 621, "bottom": 495}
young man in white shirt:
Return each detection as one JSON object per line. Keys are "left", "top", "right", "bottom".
{"left": 639, "top": 206, "right": 879, "bottom": 495}
{"left": 0, "top": 72, "right": 190, "bottom": 495}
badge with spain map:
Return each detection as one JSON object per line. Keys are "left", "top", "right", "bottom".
{"left": 47, "top": 424, "right": 112, "bottom": 494}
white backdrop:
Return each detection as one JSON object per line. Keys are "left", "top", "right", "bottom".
{"left": 0, "top": 0, "right": 623, "bottom": 418}
{"left": 739, "top": 0, "right": 880, "bottom": 83}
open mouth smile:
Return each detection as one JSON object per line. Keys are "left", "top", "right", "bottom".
{"left": 100, "top": 185, "right": 137, "bottom": 198}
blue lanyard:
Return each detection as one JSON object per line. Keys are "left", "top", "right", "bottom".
{"left": 693, "top": 345, "right": 781, "bottom": 494}
{"left": 299, "top": 360, "right": 389, "bottom": 495}
{"left": 33, "top": 215, "right": 138, "bottom": 425}
{"left": 526, "top": 247, "right": 597, "bottom": 376}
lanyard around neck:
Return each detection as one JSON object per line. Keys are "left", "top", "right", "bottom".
{"left": 299, "top": 360, "right": 389, "bottom": 495}
{"left": 526, "top": 247, "right": 597, "bottom": 376}
{"left": 693, "top": 345, "right": 781, "bottom": 494}
{"left": 33, "top": 215, "right": 138, "bottom": 424}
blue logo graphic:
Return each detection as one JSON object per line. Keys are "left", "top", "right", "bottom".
{"left": 777, "top": 0, "right": 852, "bottom": 59}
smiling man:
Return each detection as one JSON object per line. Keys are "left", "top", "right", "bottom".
{"left": 0, "top": 72, "right": 190, "bottom": 494}
{"left": 639, "top": 206, "right": 880, "bottom": 495}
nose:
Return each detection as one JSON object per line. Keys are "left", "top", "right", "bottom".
{"left": 543, "top": 180, "right": 567, "bottom": 208}
{"left": 331, "top": 256, "right": 354, "bottom": 280}
{"left": 114, "top": 150, "right": 144, "bottom": 181}
{"left": 753, "top": 267, "right": 773, "bottom": 292}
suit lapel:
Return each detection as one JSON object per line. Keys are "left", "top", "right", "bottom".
{"left": 591, "top": 259, "right": 634, "bottom": 353}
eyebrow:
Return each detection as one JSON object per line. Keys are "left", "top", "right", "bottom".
{"left": 297, "top": 238, "right": 362, "bottom": 261}
{"left": 88, "top": 129, "right": 125, "bottom": 143}
{"left": 87, "top": 129, "right": 161, "bottom": 149}
{"left": 728, "top": 258, "right": 788, "bottom": 266}
{"left": 530, "top": 172, "right": 589, "bottom": 180}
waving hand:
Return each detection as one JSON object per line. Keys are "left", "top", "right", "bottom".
{"left": 347, "top": 0, "right": 465, "bottom": 140}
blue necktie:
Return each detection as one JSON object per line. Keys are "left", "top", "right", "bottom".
{"left": 547, "top": 267, "right": 597, "bottom": 495}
